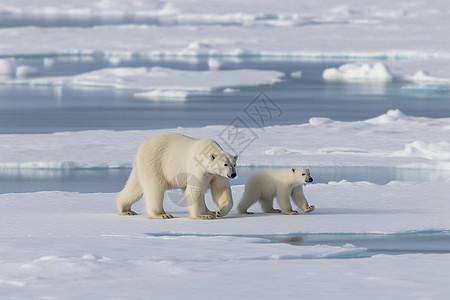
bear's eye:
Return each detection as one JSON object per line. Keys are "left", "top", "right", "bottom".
{"left": 210, "top": 154, "right": 216, "bottom": 160}
{"left": 224, "top": 164, "right": 228, "bottom": 167}
{"left": 302, "top": 173, "right": 305, "bottom": 176}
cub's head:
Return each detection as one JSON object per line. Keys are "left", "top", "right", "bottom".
{"left": 198, "top": 139, "right": 238, "bottom": 179}
{"left": 291, "top": 167, "right": 313, "bottom": 185}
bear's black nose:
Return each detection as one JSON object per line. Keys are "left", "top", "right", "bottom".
{"left": 230, "top": 172, "right": 237, "bottom": 178}
{"left": 308, "top": 177, "right": 313, "bottom": 182}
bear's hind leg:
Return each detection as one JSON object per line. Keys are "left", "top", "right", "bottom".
{"left": 260, "top": 196, "right": 281, "bottom": 213}
{"left": 117, "top": 168, "right": 142, "bottom": 215}
{"left": 237, "top": 190, "right": 259, "bottom": 214}
{"left": 142, "top": 182, "right": 173, "bottom": 219}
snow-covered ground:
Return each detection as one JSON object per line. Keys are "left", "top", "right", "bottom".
{"left": 1, "top": 112, "right": 450, "bottom": 298}
{"left": 1, "top": 181, "right": 450, "bottom": 299}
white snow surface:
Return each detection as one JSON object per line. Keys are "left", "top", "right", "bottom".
{"left": 2, "top": 113, "right": 450, "bottom": 298}
{"left": 1, "top": 110, "right": 450, "bottom": 170}
{"left": 0, "top": 0, "right": 450, "bottom": 82}
{"left": 1, "top": 181, "right": 450, "bottom": 299}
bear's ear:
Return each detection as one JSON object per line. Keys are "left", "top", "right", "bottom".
{"left": 291, "top": 168, "right": 295, "bottom": 173}
{"left": 210, "top": 154, "right": 216, "bottom": 160}
{"left": 233, "top": 154, "right": 238, "bottom": 160}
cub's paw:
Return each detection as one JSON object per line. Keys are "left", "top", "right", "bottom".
{"left": 305, "top": 205, "right": 315, "bottom": 213}
{"left": 266, "top": 209, "right": 282, "bottom": 213}
{"left": 192, "top": 214, "right": 216, "bottom": 220}
{"left": 283, "top": 210, "right": 299, "bottom": 215}
{"left": 161, "top": 214, "right": 174, "bottom": 219}
{"left": 149, "top": 213, "right": 174, "bottom": 219}
{"left": 120, "top": 210, "right": 137, "bottom": 216}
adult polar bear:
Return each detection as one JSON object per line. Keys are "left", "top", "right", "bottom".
{"left": 117, "top": 133, "right": 237, "bottom": 219}
{"left": 237, "top": 168, "right": 315, "bottom": 215}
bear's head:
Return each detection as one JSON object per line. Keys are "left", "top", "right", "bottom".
{"left": 291, "top": 167, "right": 313, "bottom": 185}
{"left": 198, "top": 139, "right": 238, "bottom": 179}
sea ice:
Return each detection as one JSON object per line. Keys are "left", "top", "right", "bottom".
{"left": 394, "top": 141, "right": 450, "bottom": 161}
{"left": 290, "top": 71, "right": 302, "bottom": 78}
{"left": 323, "top": 63, "right": 394, "bottom": 82}
{"left": 401, "top": 70, "right": 450, "bottom": 92}
{"left": 409, "top": 70, "right": 450, "bottom": 84}
{"left": 0, "top": 59, "right": 15, "bottom": 74}
{"left": 0, "top": 110, "right": 449, "bottom": 170}
{"left": 1, "top": 0, "right": 450, "bottom": 81}
{"left": 207, "top": 58, "right": 223, "bottom": 70}
{"left": 18, "top": 67, "right": 284, "bottom": 97}
{"left": 134, "top": 89, "right": 189, "bottom": 100}
{"left": 1, "top": 181, "right": 450, "bottom": 299}
{"left": 15, "top": 65, "right": 40, "bottom": 77}
{"left": 1, "top": 1, "right": 450, "bottom": 298}
{"left": 0, "top": 59, "right": 39, "bottom": 78}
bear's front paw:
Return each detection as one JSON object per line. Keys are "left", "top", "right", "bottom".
{"left": 214, "top": 210, "right": 226, "bottom": 218}
{"left": 120, "top": 210, "right": 137, "bottom": 216}
{"left": 283, "top": 210, "right": 298, "bottom": 215}
{"left": 305, "top": 205, "right": 315, "bottom": 213}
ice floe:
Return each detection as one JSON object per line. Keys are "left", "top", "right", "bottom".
{"left": 15, "top": 67, "right": 284, "bottom": 98}
{"left": 322, "top": 63, "right": 394, "bottom": 82}
{"left": 0, "top": 59, "right": 16, "bottom": 74}
{"left": 1, "top": 180, "right": 450, "bottom": 298}
{"left": 290, "top": 71, "right": 302, "bottom": 78}
{"left": 0, "top": 58, "right": 39, "bottom": 78}
{"left": 394, "top": 141, "right": 450, "bottom": 161}
{"left": 1, "top": 0, "right": 450, "bottom": 82}
{"left": 15, "top": 65, "right": 40, "bottom": 77}
{"left": 1, "top": 110, "right": 449, "bottom": 170}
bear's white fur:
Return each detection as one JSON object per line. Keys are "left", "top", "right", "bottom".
{"left": 117, "top": 133, "right": 237, "bottom": 219}
{"left": 237, "top": 168, "right": 314, "bottom": 215}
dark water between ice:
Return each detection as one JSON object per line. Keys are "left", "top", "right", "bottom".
{"left": 145, "top": 231, "right": 450, "bottom": 257}
{"left": 1, "top": 166, "right": 449, "bottom": 194}
{"left": 1, "top": 57, "right": 450, "bottom": 134}
{"left": 274, "top": 231, "right": 450, "bottom": 256}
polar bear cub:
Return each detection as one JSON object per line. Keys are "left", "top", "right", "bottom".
{"left": 117, "top": 133, "right": 237, "bottom": 219}
{"left": 237, "top": 168, "right": 314, "bottom": 215}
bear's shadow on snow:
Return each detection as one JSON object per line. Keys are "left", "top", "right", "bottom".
{"left": 311, "top": 207, "right": 419, "bottom": 215}
{"left": 113, "top": 208, "right": 418, "bottom": 219}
